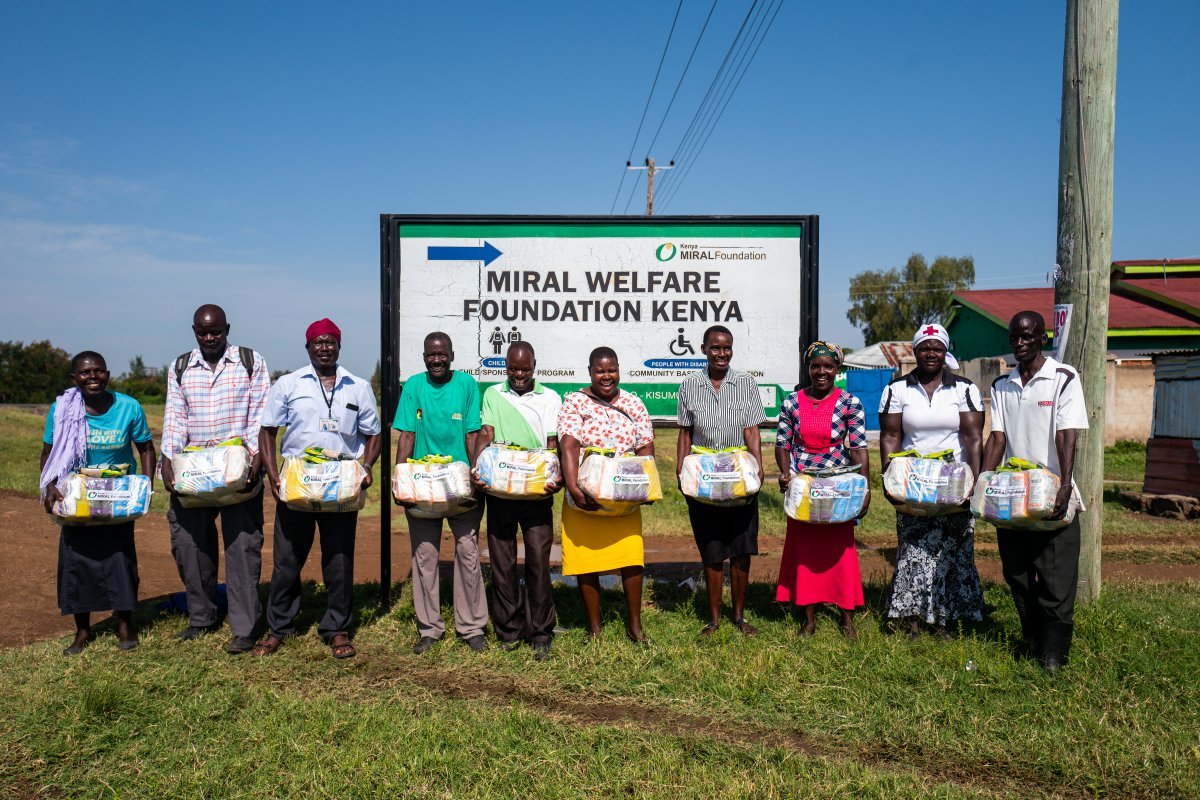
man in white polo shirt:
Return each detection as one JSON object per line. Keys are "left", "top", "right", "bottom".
{"left": 981, "top": 310, "right": 1089, "bottom": 673}
{"left": 472, "top": 341, "right": 562, "bottom": 660}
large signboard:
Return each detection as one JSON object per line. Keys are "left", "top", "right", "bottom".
{"left": 381, "top": 216, "right": 817, "bottom": 419}
{"left": 376, "top": 215, "right": 817, "bottom": 606}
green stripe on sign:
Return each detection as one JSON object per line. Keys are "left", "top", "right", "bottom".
{"left": 478, "top": 382, "right": 785, "bottom": 418}
{"left": 399, "top": 224, "right": 802, "bottom": 239}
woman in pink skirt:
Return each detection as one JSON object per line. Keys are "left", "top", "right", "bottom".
{"left": 774, "top": 341, "right": 871, "bottom": 638}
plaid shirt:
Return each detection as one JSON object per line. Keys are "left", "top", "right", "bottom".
{"left": 776, "top": 389, "right": 867, "bottom": 472}
{"left": 161, "top": 345, "right": 270, "bottom": 459}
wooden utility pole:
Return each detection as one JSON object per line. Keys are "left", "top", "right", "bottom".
{"left": 1054, "top": 0, "right": 1119, "bottom": 605}
{"left": 626, "top": 158, "right": 674, "bottom": 215}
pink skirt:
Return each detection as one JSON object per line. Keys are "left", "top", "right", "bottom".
{"left": 775, "top": 517, "right": 864, "bottom": 610}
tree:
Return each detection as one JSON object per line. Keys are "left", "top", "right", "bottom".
{"left": 370, "top": 360, "right": 382, "bottom": 407}
{"left": 109, "top": 356, "right": 168, "bottom": 403}
{"left": 846, "top": 254, "right": 975, "bottom": 344}
{"left": 0, "top": 340, "right": 73, "bottom": 403}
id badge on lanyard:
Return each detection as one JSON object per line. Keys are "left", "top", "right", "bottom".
{"left": 320, "top": 380, "right": 340, "bottom": 433}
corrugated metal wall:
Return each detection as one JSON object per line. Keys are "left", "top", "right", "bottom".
{"left": 1152, "top": 353, "right": 1200, "bottom": 439}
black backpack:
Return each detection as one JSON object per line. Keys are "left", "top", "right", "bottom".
{"left": 174, "top": 346, "right": 255, "bottom": 385}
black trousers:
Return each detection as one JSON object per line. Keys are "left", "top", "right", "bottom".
{"left": 486, "top": 495, "right": 556, "bottom": 643}
{"left": 267, "top": 503, "right": 357, "bottom": 643}
{"left": 996, "top": 515, "right": 1081, "bottom": 630}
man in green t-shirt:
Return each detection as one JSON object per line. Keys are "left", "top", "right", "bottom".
{"left": 393, "top": 332, "right": 488, "bottom": 654}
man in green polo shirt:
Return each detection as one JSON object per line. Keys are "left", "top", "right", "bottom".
{"left": 472, "top": 341, "right": 562, "bottom": 660}
{"left": 393, "top": 332, "right": 487, "bottom": 655}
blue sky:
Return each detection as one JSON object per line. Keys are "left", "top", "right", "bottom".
{"left": 1, "top": 1, "right": 1197, "bottom": 378}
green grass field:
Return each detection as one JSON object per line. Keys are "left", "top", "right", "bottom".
{"left": 5, "top": 404, "right": 1199, "bottom": 798}
{"left": 1, "top": 580, "right": 1197, "bottom": 799}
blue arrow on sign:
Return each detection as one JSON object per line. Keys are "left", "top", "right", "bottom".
{"left": 426, "top": 241, "right": 503, "bottom": 267}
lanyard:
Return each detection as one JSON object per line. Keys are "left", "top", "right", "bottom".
{"left": 319, "top": 378, "right": 337, "bottom": 417}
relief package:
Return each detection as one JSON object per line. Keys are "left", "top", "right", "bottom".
{"left": 392, "top": 456, "right": 477, "bottom": 518}
{"left": 883, "top": 455, "right": 974, "bottom": 517}
{"left": 475, "top": 444, "right": 561, "bottom": 499}
{"left": 679, "top": 447, "right": 761, "bottom": 506}
{"left": 279, "top": 452, "right": 368, "bottom": 513}
{"left": 53, "top": 473, "right": 152, "bottom": 525}
{"left": 971, "top": 461, "right": 1073, "bottom": 531}
{"left": 572, "top": 450, "right": 663, "bottom": 517}
{"left": 784, "top": 470, "right": 868, "bottom": 524}
{"left": 172, "top": 440, "right": 257, "bottom": 508}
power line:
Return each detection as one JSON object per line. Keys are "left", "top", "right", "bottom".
{"left": 656, "top": 0, "right": 767, "bottom": 200}
{"left": 657, "top": 0, "right": 771, "bottom": 201}
{"left": 608, "top": 0, "right": 686, "bottom": 214}
{"left": 642, "top": 0, "right": 722, "bottom": 158}
{"left": 660, "top": 0, "right": 783, "bottom": 211}
{"left": 621, "top": 168, "right": 646, "bottom": 215}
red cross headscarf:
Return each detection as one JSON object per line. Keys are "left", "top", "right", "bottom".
{"left": 913, "top": 323, "right": 959, "bottom": 369}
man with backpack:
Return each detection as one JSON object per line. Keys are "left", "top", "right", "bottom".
{"left": 160, "top": 304, "right": 271, "bottom": 654}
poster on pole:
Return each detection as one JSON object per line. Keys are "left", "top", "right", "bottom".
{"left": 380, "top": 216, "right": 818, "bottom": 421}
{"left": 1053, "top": 302, "right": 1073, "bottom": 360}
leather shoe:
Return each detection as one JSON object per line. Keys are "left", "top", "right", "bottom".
{"left": 226, "top": 636, "right": 256, "bottom": 655}
{"left": 1039, "top": 621, "right": 1074, "bottom": 675}
{"left": 464, "top": 635, "right": 488, "bottom": 653}
{"left": 412, "top": 635, "right": 441, "bottom": 655}
{"left": 175, "top": 624, "right": 219, "bottom": 641}
{"left": 532, "top": 639, "right": 552, "bottom": 661}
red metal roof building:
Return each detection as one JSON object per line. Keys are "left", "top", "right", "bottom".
{"left": 946, "top": 260, "right": 1200, "bottom": 360}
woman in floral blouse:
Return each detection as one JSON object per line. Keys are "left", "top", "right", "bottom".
{"left": 558, "top": 346, "right": 654, "bottom": 644}
{"left": 774, "top": 341, "right": 870, "bottom": 638}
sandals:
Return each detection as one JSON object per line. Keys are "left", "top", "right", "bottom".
{"left": 329, "top": 634, "right": 357, "bottom": 660}
{"left": 626, "top": 629, "right": 653, "bottom": 647}
{"left": 700, "top": 622, "right": 720, "bottom": 637}
{"left": 251, "top": 634, "right": 286, "bottom": 657}
{"left": 732, "top": 618, "right": 760, "bottom": 637}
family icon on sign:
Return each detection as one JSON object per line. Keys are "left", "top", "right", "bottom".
{"left": 490, "top": 326, "right": 523, "bottom": 355}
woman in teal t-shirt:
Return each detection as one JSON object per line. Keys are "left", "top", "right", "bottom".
{"left": 39, "top": 352, "right": 155, "bottom": 655}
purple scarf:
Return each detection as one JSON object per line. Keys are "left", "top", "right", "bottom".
{"left": 39, "top": 387, "right": 88, "bottom": 499}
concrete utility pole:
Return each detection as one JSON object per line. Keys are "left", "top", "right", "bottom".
{"left": 1054, "top": 0, "right": 1118, "bottom": 605}
{"left": 626, "top": 158, "right": 674, "bottom": 215}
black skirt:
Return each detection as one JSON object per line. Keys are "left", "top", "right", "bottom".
{"left": 57, "top": 522, "right": 139, "bottom": 615}
{"left": 686, "top": 495, "right": 760, "bottom": 563}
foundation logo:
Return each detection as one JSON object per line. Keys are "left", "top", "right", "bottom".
{"left": 655, "top": 242, "right": 677, "bottom": 261}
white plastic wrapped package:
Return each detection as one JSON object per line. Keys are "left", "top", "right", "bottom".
{"left": 679, "top": 449, "right": 761, "bottom": 506}
{"left": 392, "top": 460, "right": 477, "bottom": 518}
{"left": 883, "top": 457, "right": 974, "bottom": 517}
{"left": 279, "top": 456, "right": 368, "bottom": 513}
{"left": 475, "top": 445, "right": 561, "bottom": 499}
{"left": 172, "top": 444, "right": 256, "bottom": 508}
{"left": 970, "top": 469, "right": 1073, "bottom": 530}
{"left": 572, "top": 452, "right": 663, "bottom": 517}
{"left": 784, "top": 472, "right": 868, "bottom": 524}
{"left": 53, "top": 473, "right": 152, "bottom": 526}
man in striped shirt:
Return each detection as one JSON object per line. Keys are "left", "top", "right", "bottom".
{"left": 676, "top": 325, "right": 766, "bottom": 637}
{"left": 160, "top": 304, "right": 271, "bottom": 654}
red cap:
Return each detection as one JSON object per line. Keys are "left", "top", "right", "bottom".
{"left": 306, "top": 318, "right": 341, "bottom": 344}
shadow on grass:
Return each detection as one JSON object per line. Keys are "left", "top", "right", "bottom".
{"left": 130, "top": 566, "right": 1020, "bottom": 652}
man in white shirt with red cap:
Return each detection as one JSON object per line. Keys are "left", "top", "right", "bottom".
{"left": 981, "top": 310, "right": 1089, "bottom": 674}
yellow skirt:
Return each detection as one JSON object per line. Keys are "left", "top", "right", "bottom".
{"left": 561, "top": 502, "right": 644, "bottom": 576}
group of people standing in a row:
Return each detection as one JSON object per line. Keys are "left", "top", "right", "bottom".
{"left": 39, "top": 304, "right": 1086, "bottom": 672}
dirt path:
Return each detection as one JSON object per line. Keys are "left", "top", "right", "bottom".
{"left": 2, "top": 491, "right": 1196, "bottom": 648}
